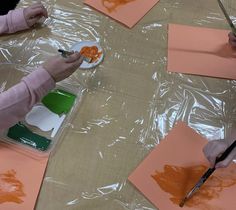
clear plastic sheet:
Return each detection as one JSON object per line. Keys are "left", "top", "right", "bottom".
{"left": 0, "top": 0, "right": 236, "bottom": 209}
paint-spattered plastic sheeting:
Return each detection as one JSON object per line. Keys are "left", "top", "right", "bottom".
{"left": 0, "top": 0, "right": 236, "bottom": 209}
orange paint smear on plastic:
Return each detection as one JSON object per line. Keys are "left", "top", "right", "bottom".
{"left": 80, "top": 46, "right": 102, "bottom": 63}
{"left": 0, "top": 170, "right": 25, "bottom": 204}
{"left": 102, "top": 0, "right": 136, "bottom": 12}
{"left": 152, "top": 165, "right": 236, "bottom": 208}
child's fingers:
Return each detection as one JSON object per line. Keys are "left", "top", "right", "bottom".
{"left": 229, "top": 40, "right": 236, "bottom": 47}
{"left": 65, "top": 52, "right": 82, "bottom": 63}
{"left": 27, "top": 16, "right": 42, "bottom": 26}
{"left": 228, "top": 32, "right": 236, "bottom": 41}
{"left": 38, "top": 5, "right": 48, "bottom": 18}
{"left": 30, "top": 7, "right": 48, "bottom": 18}
{"left": 215, "top": 151, "right": 236, "bottom": 168}
{"left": 40, "top": 7, "right": 48, "bottom": 18}
{"left": 203, "top": 142, "right": 227, "bottom": 167}
{"left": 203, "top": 145, "right": 216, "bottom": 167}
{"left": 65, "top": 55, "right": 84, "bottom": 74}
{"left": 228, "top": 32, "right": 236, "bottom": 47}
{"left": 31, "top": 2, "right": 47, "bottom": 14}
{"left": 70, "top": 55, "right": 84, "bottom": 69}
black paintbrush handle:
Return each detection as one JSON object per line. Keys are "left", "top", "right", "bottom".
{"left": 200, "top": 140, "right": 236, "bottom": 185}
{"left": 215, "top": 140, "right": 236, "bottom": 164}
{"left": 201, "top": 167, "right": 216, "bottom": 183}
{"left": 179, "top": 140, "right": 236, "bottom": 208}
{"left": 58, "top": 49, "right": 73, "bottom": 57}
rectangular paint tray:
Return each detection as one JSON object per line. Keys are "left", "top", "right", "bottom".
{"left": 0, "top": 84, "right": 84, "bottom": 157}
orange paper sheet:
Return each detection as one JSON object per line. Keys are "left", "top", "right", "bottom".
{"left": 167, "top": 24, "right": 236, "bottom": 80}
{"left": 84, "top": 0, "right": 160, "bottom": 28}
{"left": 128, "top": 121, "right": 236, "bottom": 210}
{"left": 0, "top": 142, "right": 48, "bottom": 210}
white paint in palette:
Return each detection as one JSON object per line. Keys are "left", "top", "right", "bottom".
{"left": 25, "top": 105, "right": 66, "bottom": 138}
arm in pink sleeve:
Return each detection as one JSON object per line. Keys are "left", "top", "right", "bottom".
{"left": 0, "top": 67, "right": 55, "bottom": 131}
{"left": 0, "top": 8, "right": 29, "bottom": 34}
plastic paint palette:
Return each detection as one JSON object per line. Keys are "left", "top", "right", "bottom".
{"left": 42, "top": 89, "right": 76, "bottom": 115}
{"left": 7, "top": 123, "right": 51, "bottom": 151}
{"left": 71, "top": 41, "right": 104, "bottom": 69}
{"left": 25, "top": 105, "right": 66, "bottom": 138}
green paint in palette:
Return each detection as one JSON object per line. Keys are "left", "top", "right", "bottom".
{"left": 7, "top": 123, "right": 51, "bottom": 151}
{"left": 42, "top": 89, "right": 76, "bottom": 115}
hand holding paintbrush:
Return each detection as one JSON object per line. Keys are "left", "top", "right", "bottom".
{"left": 179, "top": 139, "right": 236, "bottom": 207}
{"left": 217, "top": 0, "right": 236, "bottom": 47}
{"left": 43, "top": 52, "right": 84, "bottom": 82}
{"left": 204, "top": 136, "right": 236, "bottom": 169}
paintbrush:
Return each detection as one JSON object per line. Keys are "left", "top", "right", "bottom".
{"left": 217, "top": 0, "right": 236, "bottom": 36}
{"left": 58, "top": 49, "right": 92, "bottom": 63}
{"left": 179, "top": 139, "right": 236, "bottom": 207}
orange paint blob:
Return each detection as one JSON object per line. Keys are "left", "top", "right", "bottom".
{"left": 102, "top": 0, "right": 136, "bottom": 12}
{"left": 80, "top": 46, "right": 102, "bottom": 63}
{"left": 0, "top": 170, "right": 25, "bottom": 204}
{"left": 152, "top": 165, "right": 236, "bottom": 208}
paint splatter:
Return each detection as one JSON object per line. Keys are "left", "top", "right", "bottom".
{"left": 0, "top": 170, "right": 25, "bottom": 204}
{"left": 152, "top": 165, "right": 236, "bottom": 208}
{"left": 102, "top": 0, "right": 136, "bottom": 12}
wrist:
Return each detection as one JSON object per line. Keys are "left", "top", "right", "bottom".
{"left": 42, "top": 65, "right": 57, "bottom": 82}
{"left": 7, "top": 8, "right": 29, "bottom": 33}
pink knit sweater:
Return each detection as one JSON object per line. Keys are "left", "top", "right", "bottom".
{"left": 0, "top": 8, "right": 55, "bottom": 131}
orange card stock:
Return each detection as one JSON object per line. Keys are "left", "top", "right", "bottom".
{"left": 167, "top": 24, "right": 236, "bottom": 80}
{"left": 84, "top": 0, "right": 160, "bottom": 28}
{"left": 128, "top": 121, "right": 236, "bottom": 210}
{"left": 0, "top": 142, "right": 48, "bottom": 210}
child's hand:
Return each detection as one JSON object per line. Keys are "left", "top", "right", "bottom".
{"left": 228, "top": 32, "right": 236, "bottom": 47}
{"left": 203, "top": 139, "right": 236, "bottom": 168}
{"left": 24, "top": 3, "right": 48, "bottom": 27}
{"left": 43, "top": 52, "right": 84, "bottom": 82}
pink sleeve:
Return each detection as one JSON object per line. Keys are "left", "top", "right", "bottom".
{"left": 0, "top": 8, "right": 29, "bottom": 34}
{"left": 0, "top": 67, "right": 55, "bottom": 131}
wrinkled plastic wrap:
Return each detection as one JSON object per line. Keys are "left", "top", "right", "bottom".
{"left": 0, "top": 0, "right": 236, "bottom": 209}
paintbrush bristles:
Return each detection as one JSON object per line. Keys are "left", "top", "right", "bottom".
{"left": 179, "top": 198, "right": 186, "bottom": 207}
